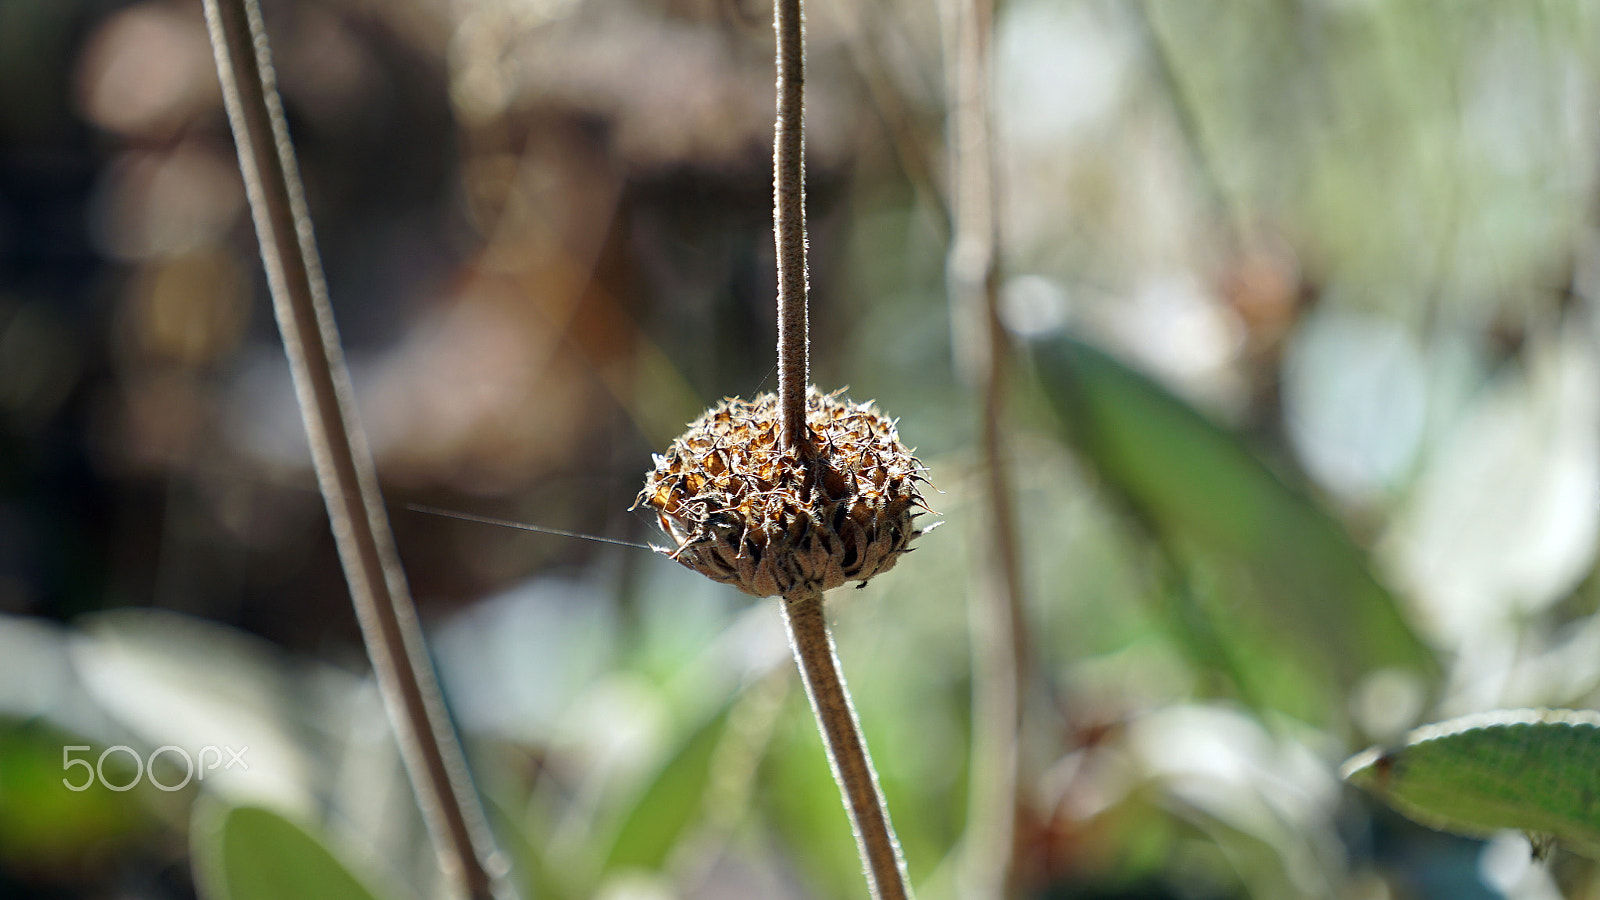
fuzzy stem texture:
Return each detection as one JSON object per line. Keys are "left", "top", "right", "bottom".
{"left": 782, "top": 591, "right": 912, "bottom": 900}
{"left": 201, "top": 2, "right": 505, "bottom": 897}
{"left": 774, "top": 0, "right": 810, "bottom": 452}
{"left": 772, "top": 0, "right": 910, "bottom": 894}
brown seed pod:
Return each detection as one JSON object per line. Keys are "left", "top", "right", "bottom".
{"left": 635, "top": 387, "right": 931, "bottom": 598}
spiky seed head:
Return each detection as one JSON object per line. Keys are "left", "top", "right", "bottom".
{"left": 635, "top": 387, "right": 930, "bottom": 598}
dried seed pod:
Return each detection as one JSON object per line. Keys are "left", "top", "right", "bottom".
{"left": 636, "top": 387, "right": 931, "bottom": 597}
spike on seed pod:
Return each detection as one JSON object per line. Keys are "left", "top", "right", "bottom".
{"left": 635, "top": 387, "right": 931, "bottom": 598}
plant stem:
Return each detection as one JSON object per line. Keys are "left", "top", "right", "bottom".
{"left": 771, "top": 0, "right": 909, "bottom": 893}
{"left": 943, "top": 0, "right": 1026, "bottom": 891}
{"left": 774, "top": 0, "right": 809, "bottom": 451}
{"left": 781, "top": 591, "right": 912, "bottom": 900}
{"left": 200, "top": 2, "right": 506, "bottom": 898}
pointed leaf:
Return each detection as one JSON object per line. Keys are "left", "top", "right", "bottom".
{"left": 193, "top": 802, "right": 386, "bottom": 900}
{"left": 1343, "top": 708, "right": 1600, "bottom": 857}
{"left": 1033, "top": 336, "right": 1433, "bottom": 689}
{"left": 599, "top": 705, "right": 731, "bottom": 874}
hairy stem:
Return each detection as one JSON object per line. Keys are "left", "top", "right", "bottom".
{"left": 943, "top": 0, "right": 1027, "bottom": 891}
{"left": 771, "top": 0, "right": 909, "bottom": 894}
{"left": 774, "top": 0, "right": 810, "bottom": 451}
{"left": 781, "top": 591, "right": 912, "bottom": 900}
{"left": 201, "top": 2, "right": 505, "bottom": 897}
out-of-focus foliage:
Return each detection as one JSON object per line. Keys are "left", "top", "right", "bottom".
{"left": 1034, "top": 335, "right": 1434, "bottom": 721}
{"left": 192, "top": 802, "right": 386, "bottom": 900}
{"left": 4, "top": 0, "right": 1600, "bottom": 898}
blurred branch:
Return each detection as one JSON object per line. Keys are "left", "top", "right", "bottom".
{"left": 199, "top": 1, "right": 509, "bottom": 897}
{"left": 943, "top": 0, "right": 1027, "bottom": 893}
{"left": 835, "top": 0, "right": 952, "bottom": 237}
{"left": 1133, "top": 0, "right": 1245, "bottom": 253}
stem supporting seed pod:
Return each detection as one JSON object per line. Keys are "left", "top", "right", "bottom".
{"left": 774, "top": 0, "right": 809, "bottom": 451}
{"left": 782, "top": 589, "right": 913, "bottom": 900}
{"left": 635, "top": 0, "right": 929, "bottom": 892}
{"left": 636, "top": 387, "right": 927, "bottom": 900}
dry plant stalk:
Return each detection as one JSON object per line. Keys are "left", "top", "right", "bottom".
{"left": 634, "top": 0, "right": 923, "bottom": 895}
{"left": 782, "top": 590, "right": 911, "bottom": 900}
{"left": 774, "top": 0, "right": 809, "bottom": 448}
{"left": 201, "top": 1, "right": 506, "bottom": 897}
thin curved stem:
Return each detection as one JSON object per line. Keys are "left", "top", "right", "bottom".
{"left": 774, "top": 0, "right": 810, "bottom": 451}
{"left": 781, "top": 590, "right": 912, "bottom": 900}
{"left": 201, "top": 2, "right": 506, "bottom": 897}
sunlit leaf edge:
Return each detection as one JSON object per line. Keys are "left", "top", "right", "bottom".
{"left": 1342, "top": 708, "right": 1600, "bottom": 858}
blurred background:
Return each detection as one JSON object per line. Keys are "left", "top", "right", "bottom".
{"left": 3, "top": 0, "right": 1600, "bottom": 897}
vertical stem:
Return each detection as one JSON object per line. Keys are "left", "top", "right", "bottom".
{"left": 774, "top": 0, "right": 810, "bottom": 451}
{"left": 781, "top": 591, "right": 912, "bottom": 900}
{"left": 200, "top": 2, "right": 506, "bottom": 898}
{"left": 944, "top": 0, "right": 1026, "bottom": 892}
{"left": 772, "top": 1, "right": 908, "bottom": 893}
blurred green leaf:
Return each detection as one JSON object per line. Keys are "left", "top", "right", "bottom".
{"left": 193, "top": 802, "right": 386, "bottom": 900}
{"left": 1343, "top": 709, "right": 1600, "bottom": 857}
{"left": 486, "top": 794, "right": 575, "bottom": 900}
{"left": 0, "top": 720, "right": 151, "bottom": 871}
{"left": 1033, "top": 336, "right": 1434, "bottom": 702}
{"left": 763, "top": 701, "right": 873, "bottom": 900}
{"left": 598, "top": 705, "right": 731, "bottom": 875}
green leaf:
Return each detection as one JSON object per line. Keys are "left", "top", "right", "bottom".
{"left": 1032, "top": 336, "right": 1434, "bottom": 697}
{"left": 763, "top": 698, "right": 878, "bottom": 900}
{"left": 192, "top": 801, "right": 386, "bottom": 900}
{"left": 599, "top": 705, "right": 731, "bottom": 874}
{"left": 0, "top": 720, "right": 150, "bottom": 871}
{"left": 1343, "top": 708, "right": 1600, "bottom": 857}
{"left": 486, "top": 793, "right": 576, "bottom": 900}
